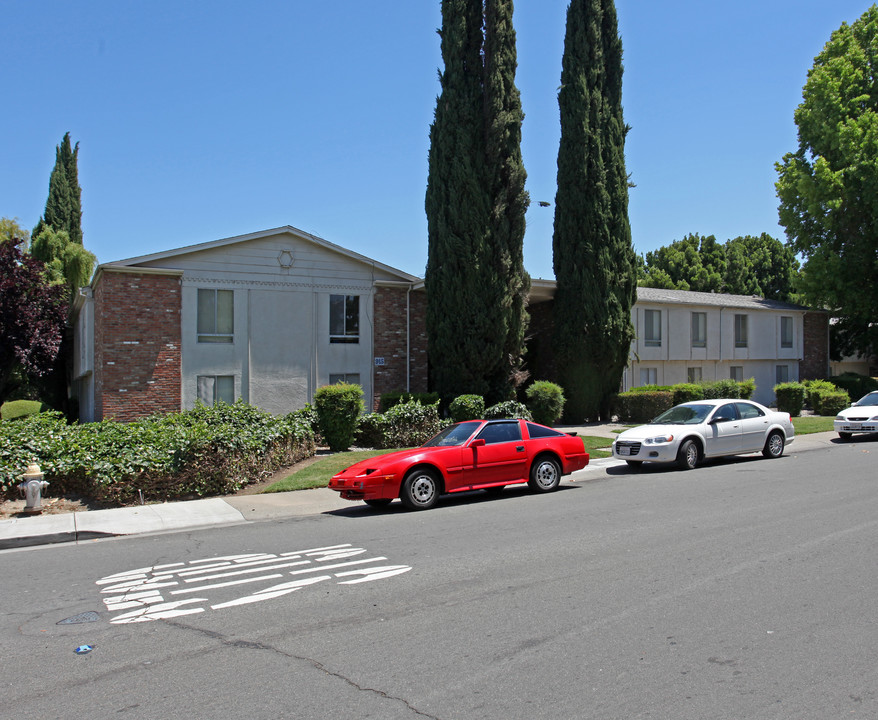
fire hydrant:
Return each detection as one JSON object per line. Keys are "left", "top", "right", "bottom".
{"left": 19, "top": 464, "right": 49, "bottom": 514}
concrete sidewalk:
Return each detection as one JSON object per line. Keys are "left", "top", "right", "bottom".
{"left": 1, "top": 430, "right": 838, "bottom": 550}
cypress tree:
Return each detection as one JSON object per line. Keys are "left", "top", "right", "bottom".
{"left": 483, "top": 0, "right": 530, "bottom": 401}
{"left": 34, "top": 132, "right": 83, "bottom": 246}
{"left": 552, "top": 0, "right": 636, "bottom": 421}
{"left": 425, "top": 0, "right": 529, "bottom": 405}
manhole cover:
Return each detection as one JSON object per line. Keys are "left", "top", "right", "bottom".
{"left": 57, "top": 611, "right": 101, "bottom": 625}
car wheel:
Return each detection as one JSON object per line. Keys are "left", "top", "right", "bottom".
{"left": 625, "top": 460, "right": 643, "bottom": 469}
{"left": 363, "top": 498, "right": 392, "bottom": 508}
{"left": 400, "top": 468, "right": 440, "bottom": 510}
{"left": 762, "top": 431, "right": 785, "bottom": 458}
{"left": 676, "top": 440, "right": 699, "bottom": 470}
{"left": 838, "top": 432, "right": 852, "bottom": 441}
{"left": 528, "top": 456, "right": 561, "bottom": 492}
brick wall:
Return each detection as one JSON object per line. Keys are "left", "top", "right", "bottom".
{"left": 94, "top": 270, "right": 182, "bottom": 421}
{"left": 372, "top": 286, "right": 428, "bottom": 410}
{"left": 801, "top": 311, "right": 829, "bottom": 380}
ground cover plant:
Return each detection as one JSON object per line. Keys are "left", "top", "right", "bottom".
{"left": 0, "top": 401, "right": 314, "bottom": 503}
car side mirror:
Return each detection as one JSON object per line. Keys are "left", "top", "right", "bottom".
{"left": 711, "top": 415, "right": 731, "bottom": 424}
{"left": 470, "top": 438, "right": 486, "bottom": 448}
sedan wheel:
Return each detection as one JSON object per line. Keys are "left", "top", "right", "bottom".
{"left": 762, "top": 431, "right": 785, "bottom": 459}
{"left": 676, "top": 440, "right": 699, "bottom": 470}
{"left": 838, "top": 432, "right": 852, "bottom": 441}
{"left": 401, "top": 469, "right": 440, "bottom": 510}
{"left": 528, "top": 456, "right": 561, "bottom": 492}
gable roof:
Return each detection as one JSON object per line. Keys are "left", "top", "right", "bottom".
{"left": 101, "top": 225, "right": 421, "bottom": 283}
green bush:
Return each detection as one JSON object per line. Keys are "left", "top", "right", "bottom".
{"left": 484, "top": 401, "right": 533, "bottom": 421}
{"left": 701, "top": 379, "right": 741, "bottom": 399}
{"left": 355, "top": 413, "right": 387, "bottom": 448}
{"left": 378, "top": 390, "right": 441, "bottom": 412}
{"left": 673, "top": 383, "right": 704, "bottom": 404}
{"left": 0, "top": 400, "right": 51, "bottom": 421}
{"left": 802, "top": 379, "right": 837, "bottom": 410}
{"left": 382, "top": 401, "right": 442, "bottom": 448}
{"left": 774, "top": 382, "right": 806, "bottom": 416}
{"left": 738, "top": 378, "right": 756, "bottom": 399}
{"left": 829, "top": 373, "right": 878, "bottom": 402}
{"left": 449, "top": 394, "right": 485, "bottom": 422}
{"left": 0, "top": 402, "right": 314, "bottom": 503}
{"left": 812, "top": 389, "right": 850, "bottom": 416}
{"left": 525, "top": 381, "right": 566, "bottom": 426}
{"left": 314, "top": 383, "right": 364, "bottom": 451}
{"left": 614, "top": 391, "right": 674, "bottom": 423}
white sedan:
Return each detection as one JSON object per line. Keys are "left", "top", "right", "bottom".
{"left": 834, "top": 390, "right": 878, "bottom": 440}
{"left": 613, "top": 399, "right": 795, "bottom": 470}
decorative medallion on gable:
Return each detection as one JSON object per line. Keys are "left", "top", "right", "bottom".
{"left": 277, "top": 250, "right": 295, "bottom": 269}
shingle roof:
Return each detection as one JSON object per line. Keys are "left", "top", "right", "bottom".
{"left": 635, "top": 286, "right": 810, "bottom": 312}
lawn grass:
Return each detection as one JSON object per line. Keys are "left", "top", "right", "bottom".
{"left": 792, "top": 415, "right": 834, "bottom": 434}
{"left": 262, "top": 435, "right": 615, "bottom": 493}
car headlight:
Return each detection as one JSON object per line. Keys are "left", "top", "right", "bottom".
{"left": 644, "top": 435, "right": 674, "bottom": 445}
{"left": 835, "top": 415, "right": 844, "bottom": 421}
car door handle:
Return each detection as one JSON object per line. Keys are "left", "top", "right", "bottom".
{"left": 516, "top": 446, "right": 525, "bottom": 452}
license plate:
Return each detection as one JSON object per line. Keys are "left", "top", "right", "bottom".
{"left": 618, "top": 446, "right": 630, "bottom": 456}
{"left": 845, "top": 423, "right": 862, "bottom": 431}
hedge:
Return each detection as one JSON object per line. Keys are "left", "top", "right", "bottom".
{"left": 0, "top": 401, "right": 314, "bottom": 503}
{"left": 774, "top": 382, "right": 805, "bottom": 416}
{"left": 448, "top": 394, "right": 486, "bottom": 423}
{"left": 614, "top": 391, "right": 674, "bottom": 423}
{"left": 314, "top": 383, "right": 364, "bottom": 451}
{"left": 378, "top": 390, "right": 441, "bottom": 413}
{"left": 484, "top": 401, "right": 533, "bottom": 421}
{"left": 525, "top": 381, "right": 566, "bottom": 426}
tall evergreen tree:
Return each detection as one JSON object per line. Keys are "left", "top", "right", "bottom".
{"left": 425, "top": 0, "right": 529, "bottom": 405}
{"left": 552, "top": 0, "right": 636, "bottom": 421}
{"left": 33, "top": 132, "right": 83, "bottom": 246}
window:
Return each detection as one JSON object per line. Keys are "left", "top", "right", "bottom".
{"left": 687, "top": 367, "right": 703, "bottom": 383}
{"left": 476, "top": 422, "right": 522, "bottom": 445}
{"left": 691, "top": 312, "right": 707, "bottom": 348}
{"left": 330, "top": 295, "right": 360, "bottom": 343}
{"left": 644, "top": 309, "right": 661, "bottom": 347}
{"left": 329, "top": 373, "right": 360, "bottom": 385}
{"left": 734, "top": 314, "right": 748, "bottom": 348}
{"left": 736, "top": 402, "right": 764, "bottom": 420}
{"left": 776, "top": 365, "right": 790, "bottom": 384}
{"left": 197, "top": 289, "right": 234, "bottom": 343}
{"left": 640, "top": 367, "right": 657, "bottom": 385}
{"left": 197, "top": 375, "right": 234, "bottom": 405}
{"left": 730, "top": 366, "right": 743, "bottom": 382}
{"left": 781, "top": 316, "right": 793, "bottom": 348}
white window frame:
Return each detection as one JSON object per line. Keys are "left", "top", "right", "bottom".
{"left": 734, "top": 314, "right": 748, "bottom": 348}
{"left": 776, "top": 365, "right": 790, "bottom": 384}
{"left": 197, "top": 289, "right": 234, "bottom": 344}
{"left": 197, "top": 375, "right": 235, "bottom": 405}
{"left": 691, "top": 312, "right": 707, "bottom": 348}
{"left": 640, "top": 367, "right": 657, "bottom": 385}
{"left": 781, "top": 316, "right": 793, "bottom": 348}
{"left": 687, "top": 366, "right": 703, "bottom": 383}
{"left": 329, "top": 373, "right": 361, "bottom": 385}
{"left": 730, "top": 366, "right": 744, "bottom": 382}
{"left": 330, "top": 295, "right": 360, "bottom": 344}
{"left": 644, "top": 309, "right": 661, "bottom": 347}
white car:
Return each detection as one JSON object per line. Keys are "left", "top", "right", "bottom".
{"left": 613, "top": 399, "right": 795, "bottom": 470}
{"left": 834, "top": 390, "right": 878, "bottom": 440}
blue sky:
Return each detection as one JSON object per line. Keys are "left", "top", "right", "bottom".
{"left": 2, "top": 1, "right": 872, "bottom": 280}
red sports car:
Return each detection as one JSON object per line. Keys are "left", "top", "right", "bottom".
{"left": 328, "top": 419, "right": 589, "bottom": 510}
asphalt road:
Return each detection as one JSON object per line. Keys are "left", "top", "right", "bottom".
{"left": 2, "top": 436, "right": 876, "bottom": 719}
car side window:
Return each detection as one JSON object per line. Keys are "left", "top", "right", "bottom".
{"left": 476, "top": 423, "right": 522, "bottom": 445}
{"left": 713, "top": 403, "right": 739, "bottom": 422}
{"left": 736, "top": 402, "right": 763, "bottom": 420}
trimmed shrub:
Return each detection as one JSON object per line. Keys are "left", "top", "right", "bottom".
{"left": 673, "top": 384, "right": 704, "bottom": 404}
{"left": 701, "top": 379, "right": 741, "bottom": 400}
{"left": 378, "top": 390, "right": 441, "bottom": 412}
{"left": 802, "top": 379, "right": 837, "bottom": 410}
{"left": 0, "top": 402, "right": 314, "bottom": 503}
{"left": 484, "top": 401, "right": 533, "bottom": 420}
{"left": 829, "top": 373, "right": 878, "bottom": 402}
{"left": 774, "top": 382, "right": 805, "bottom": 416}
{"left": 812, "top": 389, "right": 850, "bottom": 416}
{"left": 355, "top": 413, "right": 387, "bottom": 449}
{"left": 449, "top": 394, "right": 485, "bottom": 422}
{"left": 0, "top": 400, "right": 50, "bottom": 421}
{"left": 382, "top": 401, "right": 442, "bottom": 448}
{"left": 738, "top": 378, "right": 756, "bottom": 399}
{"left": 525, "top": 381, "right": 566, "bottom": 426}
{"left": 314, "top": 383, "right": 364, "bottom": 451}
{"left": 614, "top": 391, "right": 674, "bottom": 423}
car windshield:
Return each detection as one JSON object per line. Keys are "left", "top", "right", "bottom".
{"left": 422, "top": 421, "right": 481, "bottom": 447}
{"left": 854, "top": 391, "right": 878, "bottom": 407}
{"left": 651, "top": 404, "right": 714, "bottom": 425}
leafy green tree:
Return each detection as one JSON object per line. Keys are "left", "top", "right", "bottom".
{"left": 0, "top": 217, "right": 30, "bottom": 246}
{"left": 639, "top": 234, "right": 725, "bottom": 292}
{"left": 725, "top": 234, "right": 799, "bottom": 301}
{"left": 425, "top": 0, "right": 529, "bottom": 405}
{"left": 776, "top": 5, "right": 878, "bottom": 357}
{"left": 552, "top": 0, "right": 636, "bottom": 421}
